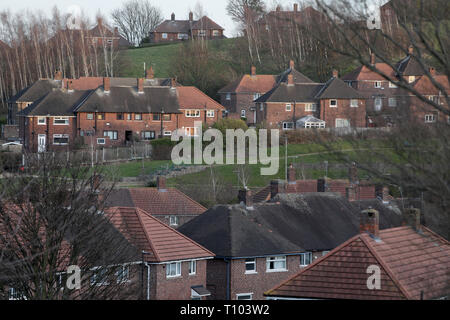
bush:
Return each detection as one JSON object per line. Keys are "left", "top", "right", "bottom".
{"left": 150, "top": 138, "right": 177, "bottom": 160}
{"left": 212, "top": 118, "right": 248, "bottom": 134}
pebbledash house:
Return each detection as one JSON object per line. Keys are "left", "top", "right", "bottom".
{"left": 15, "top": 72, "right": 225, "bottom": 153}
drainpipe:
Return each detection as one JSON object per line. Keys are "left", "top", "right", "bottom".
{"left": 144, "top": 262, "right": 151, "bottom": 300}
{"left": 225, "top": 258, "right": 231, "bottom": 300}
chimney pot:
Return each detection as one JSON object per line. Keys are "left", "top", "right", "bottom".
{"left": 287, "top": 74, "right": 294, "bottom": 86}
{"left": 289, "top": 59, "right": 295, "bottom": 69}
{"left": 346, "top": 186, "right": 357, "bottom": 202}
{"left": 238, "top": 188, "right": 253, "bottom": 209}
{"left": 360, "top": 208, "right": 380, "bottom": 238}
{"left": 270, "top": 180, "right": 284, "bottom": 199}
{"left": 429, "top": 67, "right": 436, "bottom": 76}
{"left": 103, "top": 77, "right": 110, "bottom": 92}
{"left": 171, "top": 13, "right": 175, "bottom": 21}
{"left": 403, "top": 208, "right": 421, "bottom": 232}
{"left": 54, "top": 70, "right": 63, "bottom": 81}
{"left": 251, "top": 65, "right": 256, "bottom": 76}
{"left": 157, "top": 176, "right": 167, "bottom": 191}
{"left": 67, "top": 80, "right": 74, "bottom": 92}
{"left": 332, "top": 69, "right": 339, "bottom": 78}
{"left": 137, "top": 78, "right": 144, "bottom": 93}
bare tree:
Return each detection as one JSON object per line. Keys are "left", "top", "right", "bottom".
{"left": 0, "top": 154, "right": 139, "bottom": 299}
{"left": 111, "top": 0, "right": 163, "bottom": 46}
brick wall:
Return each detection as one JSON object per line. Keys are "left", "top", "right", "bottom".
{"left": 320, "top": 99, "right": 366, "bottom": 128}
{"left": 258, "top": 102, "right": 320, "bottom": 128}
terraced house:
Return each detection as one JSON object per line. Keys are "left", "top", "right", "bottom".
{"left": 255, "top": 70, "right": 366, "bottom": 129}
{"left": 17, "top": 73, "right": 225, "bottom": 153}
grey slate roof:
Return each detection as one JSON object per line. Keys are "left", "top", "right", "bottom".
{"left": 255, "top": 83, "right": 323, "bottom": 103}
{"left": 191, "top": 16, "right": 224, "bottom": 30}
{"left": 19, "top": 89, "right": 91, "bottom": 117}
{"left": 315, "top": 77, "right": 364, "bottom": 99}
{"left": 178, "top": 193, "right": 403, "bottom": 258}
{"left": 9, "top": 79, "right": 62, "bottom": 103}
{"left": 75, "top": 86, "right": 181, "bottom": 114}
{"left": 153, "top": 20, "right": 192, "bottom": 33}
{"left": 277, "top": 68, "right": 315, "bottom": 84}
{"left": 395, "top": 55, "right": 425, "bottom": 77}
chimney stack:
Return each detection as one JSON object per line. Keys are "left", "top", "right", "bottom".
{"left": 171, "top": 13, "right": 175, "bottom": 21}
{"left": 137, "top": 78, "right": 144, "bottom": 93}
{"left": 189, "top": 12, "right": 193, "bottom": 21}
{"left": 288, "top": 164, "right": 296, "bottom": 184}
{"left": 276, "top": 5, "right": 281, "bottom": 12}
{"left": 54, "top": 70, "right": 63, "bottom": 81}
{"left": 270, "top": 180, "right": 284, "bottom": 199}
{"left": 317, "top": 178, "right": 326, "bottom": 192}
{"left": 67, "top": 80, "right": 74, "bottom": 92}
{"left": 332, "top": 69, "right": 339, "bottom": 78}
{"left": 146, "top": 66, "right": 154, "bottom": 79}
{"left": 429, "top": 67, "right": 436, "bottom": 76}
{"left": 287, "top": 74, "right": 294, "bottom": 86}
{"left": 294, "top": 3, "right": 298, "bottom": 12}
{"left": 289, "top": 59, "right": 295, "bottom": 69}
{"left": 170, "top": 78, "right": 176, "bottom": 88}
{"left": 238, "top": 188, "right": 254, "bottom": 209}
{"left": 157, "top": 176, "right": 167, "bottom": 191}
{"left": 349, "top": 162, "right": 358, "bottom": 184}
{"left": 103, "top": 77, "right": 110, "bottom": 93}
{"left": 403, "top": 208, "right": 421, "bottom": 232}
{"left": 360, "top": 208, "right": 380, "bottom": 238}
{"left": 97, "top": 17, "right": 103, "bottom": 27}
{"left": 408, "top": 45, "right": 414, "bottom": 55}
{"left": 251, "top": 65, "right": 256, "bottom": 76}
{"left": 346, "top": 186, "right": 357, "bottom": 202}
{"left": 370, "top": 53, "right": 376, "bottom": 65}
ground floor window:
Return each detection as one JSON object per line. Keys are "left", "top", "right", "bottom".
{"left": 304, "top": 122, "right": 325, "bottom": 129}
{"left": 236, "top": 293, "right": 253, "bottom": 300}
{"left": 425, "top": 114, "right": 436, "bottom": 123}
{"left": 282, "top": 122, "right": 294, "bottom": 130}
{"left": 185, "top": 127, "right": 200, "bottom": 137}
{"left": 142, "top": 131, "right": 155, "bottom": 140}
{"left": 335, "top": 118, "right": 350, "bottom": 128}
{"left": 104, "top": 131, "right": 118, "bottom": 140}
{"left": 53, "top": 134, "right": 69, "bottom": 145}
{"left": 97, "top": 138, "right": 106, "bottom": 145}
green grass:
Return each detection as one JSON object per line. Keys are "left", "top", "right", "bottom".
{"left": 105, "top": 160, "right": 173, "bottom": 178}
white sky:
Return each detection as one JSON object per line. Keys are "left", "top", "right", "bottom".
{"left": 0, "top": 0, "right": 389, "bottom": 37}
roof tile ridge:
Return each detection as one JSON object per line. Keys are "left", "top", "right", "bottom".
{"left": 172, "top": 188, "right": 207, "bottom": 211}
{"left": 137, "top": 207, "right": 214, "bottom": 258}
{"left": 134, "top": 207, "right": 161, "bottom": 262}
{"left": 264, "top": 233, "right": 361, "bottom": 296}
{"left": 359, "top": 234, "right": 412, "bottom": 299}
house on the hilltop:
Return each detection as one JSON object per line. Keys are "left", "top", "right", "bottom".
{"left": 178, "top": 190, "right": 402, "bottom": 300}
{"left": 106, "top": 176, "right": 207, "bottom": 228}
{"left": 150, "top": 12, "right": 224, "bottom": 43}
{"left": 265, "top": 208, "right": 450, "bottom": 300}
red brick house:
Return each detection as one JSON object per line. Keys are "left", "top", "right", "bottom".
{"left": 107, "top": 206, "right": 214, "bottom": 300}
{"left": 265, "top": 208, "right": 450, "bottom": 300}
{"left": 106, "top": 177, "right": 207, "bottom": 228}
{"left": 150, "top": 12, "right": 224, "bottom": 43}
{"left": 218, "top": 61, "right": 314, "bottom": 125}
{"left": 87, "top": 18, "right": 131, "bottom": 49}
{"left": 179, "top": 191, "right": 402, "bottom": 300}
{"left": 255, "top": 70, "right": 366, "bottom": 129}
{"left": 18, "top": 76, "right": 225, "bottom": 152}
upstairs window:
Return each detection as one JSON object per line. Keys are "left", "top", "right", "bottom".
{"left": 162, "top": 33, "right": 168, "bottom": 39}
{"left": 185, "top": 110, "right": 201, "bottom": 118}
{"left": 266, "top": 256, "right": 287, "bottom": 272}
{"left": 169, "top": 216, "right": 178, "bottom": 226}
{"left": 245, "top": 258, "right": 256, "bottom": 274}
{"left": 226, "top": 93, "right": 231, "bottom": 101}
{"left": 153, "top": 114, "right": 160, "bottom": 121}
{"left": 408, "top": 76, "right": 416, "bottom": 83}
{"left": 212, "top": 30, "right": 220, "bottom": 37}
{"left": 126, "top": 113, "right": 132, "bottom": 120}
{"left": 305, "top": 103, "right": 317, "bottom": 112}
{"left": 97, "top": 113, "right": 105, "bottom": 120}
{"left": 116, "top": 113, "right": 124, "bottom": 120}
{"left": 116, "top": 266, "right": 130, "bottom": 283}
{"left": 389, "top": 81, "right": 397, "bottom": 88}
{"left": 300, "top": 252, "right": 312, "bottom": 267}
{"left": 388, "top": 98, "right": 397, "bottom": 107}
{"left": 425, "top": 114, "right": 436, "bottom": 123}
{"left": 285, "top": 103, "right": 292, "bottom": 111}
{"left": 163, "top": 114, "right": 171, "bottom": 121}
{"left": 330, "top": 99, "right": 337, "bottom": 107}
{"left": 54, "top": 117, "right": 69, "bottom": 125}
{"left": 374, "top": 81, "right": 382, "bottom": 88}
{"left": 189, "top": 260, "right": 196, "bottom": 275}
{"left": 37, "top": 117, "right": 46, "bottom": 125}
{"left": 350, "top": 99, "right": 359, "bottom": 107}
{"left": 253, "top": 93, "right": 261, "bottom": 101}
{"left": 199, "top": 30, "right": 206, "bottom": 37}
{"left": 86, "top": 113, "right": 94, "bottom": 120}
{"left": 135, "top": 113, "right": 142, "bottom": 121}
{"left": 206, "top": 110, "right": 215, "bottom": 118}
{"left": 166, "top": 262, "right": 181, "bottom": 278}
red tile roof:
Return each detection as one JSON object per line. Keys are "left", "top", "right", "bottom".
{"left": 218, "top": 74, "right": 277, "bottom": 94}
{"left": 107, "top": 207, "right": 214, "bottom": 262}
{"left": 342, "top": 63, "right": 396, "bottom": 81}
{"left": 266, "top": 226, "right": 450, "bottom": 300}
{"left": 177, "top": 86, "right": 225, "bottom": 110}
{"left": 126, "top": 188, "right": 207, "bottom": 216}
{"left": 413, "top": 74, "right": 449, "bottom": 95}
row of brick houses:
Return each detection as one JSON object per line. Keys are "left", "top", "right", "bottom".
{"left": 13, "top": 73, "right": 225, "bottom": 153}
{"left": 150, "top": 12, "right": 225, "bottom": 43}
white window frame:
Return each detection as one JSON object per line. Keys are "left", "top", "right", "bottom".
{"left": 241, "top": 109, "right": 246, "bottom": 118}
{"left": 245, "top": 258, "right": 257, "bottom": 274}
{"left": 282, "top": 122, "right": 294, "bottom": 130}
{"left": 86, "top": 113, "right": 94, "bottom": 120}
{"left": 253, "top": 93, "right": 261, "bottom": 101}
{"left": 104, "top": 130, "right": 118, "bottom": 140}
{"left": 425, "top": 114, "right": 436, "bottom": 123}
{"left": 199, "top": 30, "right": 206, "bottom": 37}
{"left": 53, "top": 134, "right": 69, "bottom": 145}
{"left": 212, "top": 30, "right": 220, "bottom": 36}
{"left": 53, "top": 117, "right": 69, "bottom": 125}
{"left": 266, "top": 256, "right": 287, "bottom": 272}
{"left": 388, "top": 98, "right": 397, "bottom": 107}
{"left": 90, "top": 267, "right": 110, "bottom": 286}
{"left": 226, "top": 93, "right": 231, "bottom": 101}
{"left": 185, "top": 109, "right": 201, "bottom": 118}
{"left": 142, "top": 131, "right": 155, "bottom": 140}
{"left": 350, "top": 99, "right": 359, "bottom": 108}
{"left": 189, "top": 260, "right": 197, "bottom": 275}
{"left": 374, "top": 98, "right": 383, "bottom": 111}
{"left": 184, "top": 127, "right": 200, "bottom": 137}
{"left": 164, "top": 131, "right": 172, "bottom": 136}
{"left": 285, "top": 103, "right": 292, "bottom": 111}
{"left": 134, "top": 113, "right": 142, "bottom": 121}
{"left": 169, "top": 216, "right": 178, "bottom": 227}
{"left": 408, "top": 76, "right": 415, "bottom": 83}
{"left": 389, "top": 81, "right": 397, "bottom": 88}
{"left": 97, "top": 138, "right": 106, "bottom": 145}
{"left": 304, "top": 121, "right": 325, "bottom": 129}
{"left": 37, "top": 117, "right": 46, "bottom": 125}
{"left": 374, "top": 81, "right": 382, "bottom": 88}
{"left": 206, "top": 110, "right": 215, "bottom": 118}
{"left": 166, "top": 262, "right": 181, "bottom": 278}
{"left": 335, "top": 118, "right": 351, "bottom": 128}
{"left": 330, "top": 99, "right": 337, "bottom": 107}
{"left": 236, "top": 293, "right": 253, "bottom": 300}
{"left": 305, "top": 103, "right": 317, "bottom": 112}
{"left": 162, "top": 33, "right": 168, "bottom": 39}
{"left": 116, "top": 265, "right": 130, "bottom": 284}
{"left": 322, "top": 251, "right": 330, "bottom": 256}
{"left": 300, "top": 252, "right": 312, "bottom": 267}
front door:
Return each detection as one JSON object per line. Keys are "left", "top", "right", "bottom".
{"left": 38, "top": 134, "right": 46, "bottom": 153}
